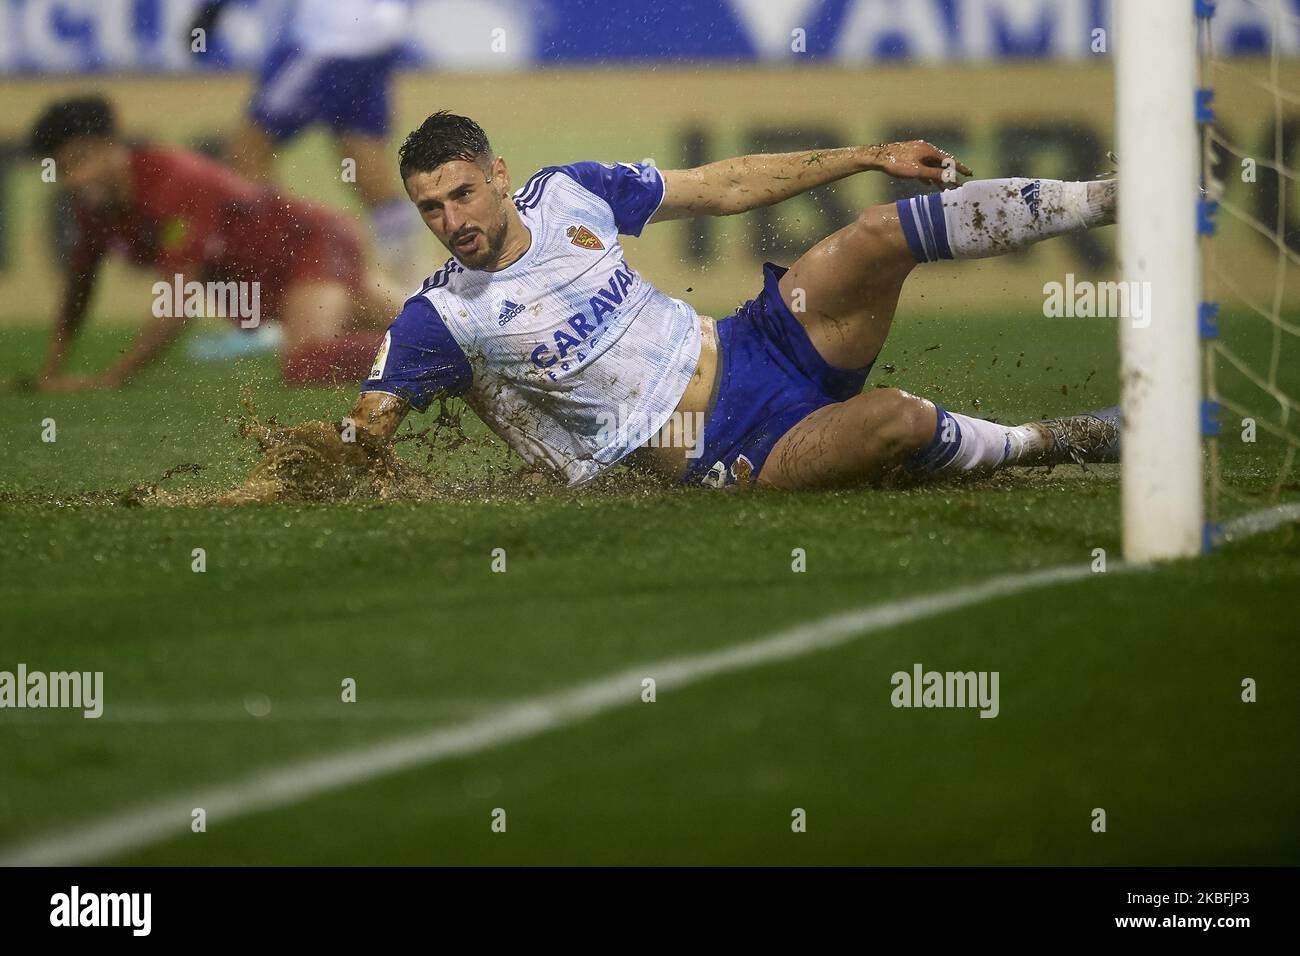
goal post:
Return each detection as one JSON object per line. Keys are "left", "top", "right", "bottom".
{"left": 1116, "top": 0, "right": 1205, "bottom": 562}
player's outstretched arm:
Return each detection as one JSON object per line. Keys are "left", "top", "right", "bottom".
{"left": 34, "top": 264, "right": 100, "bottom": 393}
{"left": 648, "top": 141, "right": 973, "bottom": 223}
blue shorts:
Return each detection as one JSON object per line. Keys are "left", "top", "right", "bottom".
{"left": 249, "top": 43, "right": 398, "bottom": 140}
{"left": 684, "top": 262, "right": 873, "bottom": 487}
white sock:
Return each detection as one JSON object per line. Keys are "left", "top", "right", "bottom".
{"left": 895, "top": 178, "right": 1114, "bottom": 263}
{"left": 907, "top": 404, "right": 1043, "bottom": 478}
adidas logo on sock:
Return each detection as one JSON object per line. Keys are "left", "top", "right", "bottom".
{"left": 497, "top": 299, "right": 526, "bottom": 327}
{"left": 1020, "top": 181, "right": 1042, "bottom": 220}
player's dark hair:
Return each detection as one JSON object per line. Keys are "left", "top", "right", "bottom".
{"left": 398, "top": 111, "right": 493, "bottom": 180}
{"left": 29, "top": 95, "right": 117, "bottom": 156}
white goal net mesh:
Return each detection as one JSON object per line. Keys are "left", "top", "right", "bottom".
{"left": 1200, "top": 0, "right": 1300, "bottom": 541}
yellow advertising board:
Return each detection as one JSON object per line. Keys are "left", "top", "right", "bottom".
{"left": 0, "top": 61, "right": 1294, "bottom": 327}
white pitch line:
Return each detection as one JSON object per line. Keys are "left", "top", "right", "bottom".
{"left": 0, "top": 699, "right": 504, "bottom": 724}
{"left": 0, "top": 562, "right": 1100, "bottom": 867}
{"left": 1222, "top": 501, "right": 1300, "bottom": 542}
{"left": 4, "top": 498, "right": 1297, "bottom": 868}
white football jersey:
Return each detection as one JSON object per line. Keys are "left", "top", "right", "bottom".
{"left": 361, "top": 161, "right": 702, "bottom": 486}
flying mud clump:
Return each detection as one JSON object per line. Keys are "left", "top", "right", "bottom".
{"left": 222, "top": 417, "right": 414, "bottom": 503}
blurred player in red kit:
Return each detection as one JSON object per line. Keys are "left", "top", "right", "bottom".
{"left": 26, "top": 95, "right": 397, "bottom": 392}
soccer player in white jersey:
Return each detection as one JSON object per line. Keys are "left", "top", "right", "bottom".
{"left": 348, "top": 111, "right": 1121, "bottom": 491}
{"left": 190, "top": 0, "right": 425, "bottom": 287}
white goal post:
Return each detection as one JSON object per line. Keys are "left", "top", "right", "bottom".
{"left": 1116, "top": 0, "right": 1205, "bottom": 562}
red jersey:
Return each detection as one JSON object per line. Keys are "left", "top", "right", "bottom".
{"left": 71, "top": 145, "right": 363, "bottom": 320}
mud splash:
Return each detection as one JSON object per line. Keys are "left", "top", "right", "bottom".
{"left": 104, "top": 398, "right": 669, "bottom": 508}
{"left": 142, "top": 399, "right": 477, "bottom": 505}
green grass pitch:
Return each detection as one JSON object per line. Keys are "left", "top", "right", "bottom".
{"left": 0, "top": 309, "right": 1297, "bottom": 866}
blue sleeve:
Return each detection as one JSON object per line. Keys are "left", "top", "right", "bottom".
{"left": 551, "top": 161, "right": 665, "bottom": 237}
{"left": 359, "top": 297, "right": 472, "bottom": 412}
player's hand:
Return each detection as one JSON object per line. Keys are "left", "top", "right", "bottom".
{"left": 867, "top": 141, "right": 972, "bottom": 186}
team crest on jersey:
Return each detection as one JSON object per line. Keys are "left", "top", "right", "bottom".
{"left": 368, "top": 331, "right": 391, "bottom": 380}
{"left": 730, "top": 454, "right": 755, "bottom": 484}
{"left": 566, "top": 224, "right": 604, "bottom": 251}
{"left": 701, "top": 454, "right": 754, "bottom": 488}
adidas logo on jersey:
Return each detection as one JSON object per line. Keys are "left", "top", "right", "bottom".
{"left": 497, "top": 299, "right": 526, "bottom": 327}
{"left": 566, "top": 224, "right": 604, "bottom": 251}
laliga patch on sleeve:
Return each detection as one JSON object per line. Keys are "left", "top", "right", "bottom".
{"left": 369, "top": 331, "right": 391, "bottom": 380}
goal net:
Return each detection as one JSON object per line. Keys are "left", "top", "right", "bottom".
{"left": 1200, "top": 0, "right": 1300, "bottom": 547}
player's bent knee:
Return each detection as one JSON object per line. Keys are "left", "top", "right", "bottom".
{"left": 867, "top": 388, "right": 936, "bottom": 462}
{"left": 852, "top": 205, "right": 914, "bottom": 265}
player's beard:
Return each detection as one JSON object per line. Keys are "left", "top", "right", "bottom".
{"left": 454, "top": 213, "right": 510, "bottom": 269}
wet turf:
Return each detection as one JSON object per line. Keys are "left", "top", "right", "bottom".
{"left": 1, "top": 314, "right": 1296, "bottom": 864}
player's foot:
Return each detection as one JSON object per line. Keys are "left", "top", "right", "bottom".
{"left": 1090, "top": 153, "right": 1118, "bottom": 224}
{"left": 1095, "top": 150, "right": 1119, "bottom": 178}
{"left": 187, "top": 324, "right": 282, "bottom": 362}
{"left": 1103, "top": 150, "right": 1214, "bottom": 203}
{"left": 1033, "top": 406, "right": 1121, "bottom": 469}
